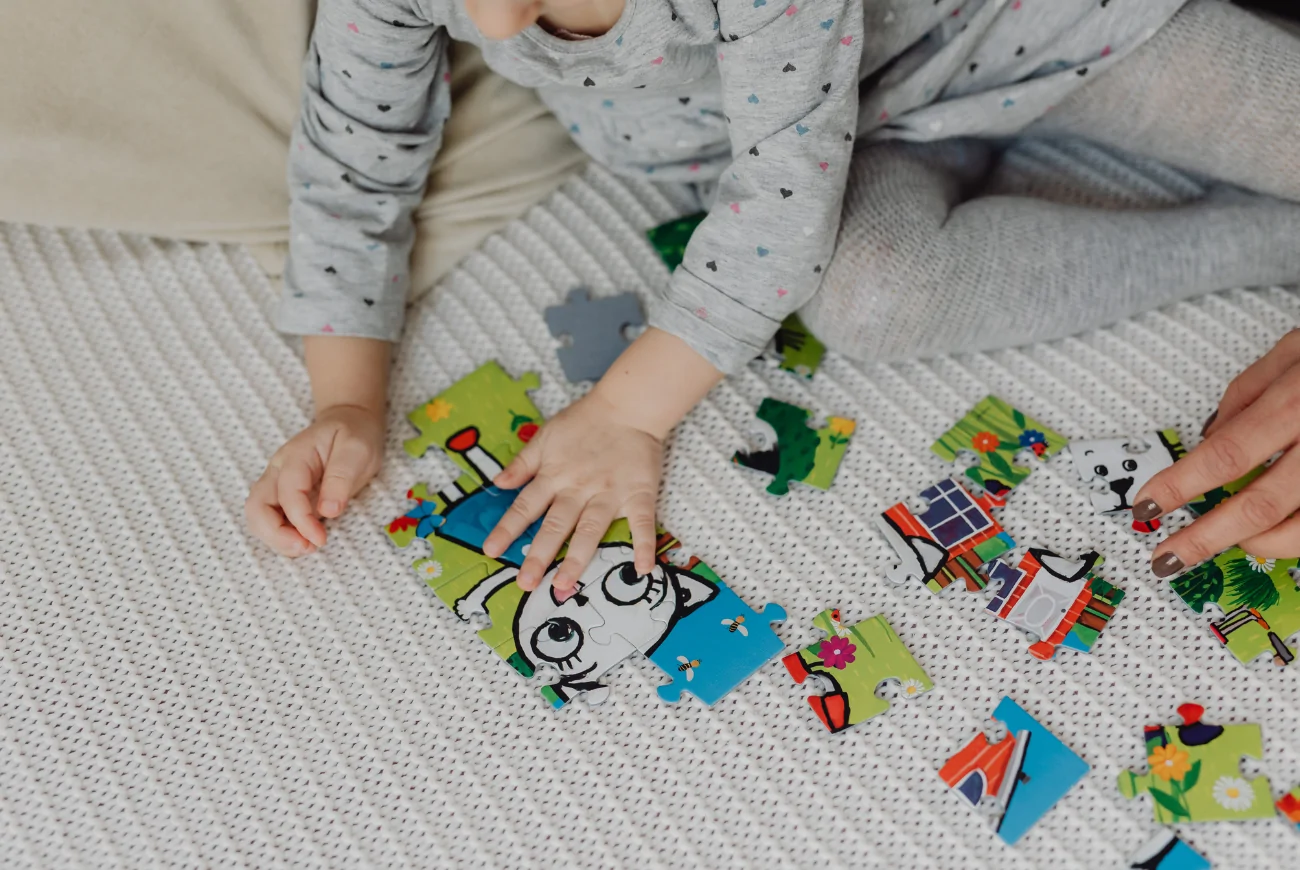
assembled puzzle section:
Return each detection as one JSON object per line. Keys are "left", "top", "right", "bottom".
{"left": 982, "top": 549, "right": 1125, "bottom": 660}
{"left": 1127, "top": 830, "right": 1210, "bottom": 870}
{"left": 1118, "top": 702, "right": 1273, "bottom": 823}
{"left": 732, "top": 398, "right": 854, "bottom": 496}
{"left": 939, "top": 696, "right": 1089, "bottom": 846}
{"left": 1277, "top": 785, "right": 1300, "bottom": 830}
{"left": 877, "top": 478, "right": 1016, "bottom": 594}
{"left": 1170, "top": 547, "right": 1300, "bottom": 667}
{"left": 931, "top": 396, "right": 1067, "bottom": 503}
{"left": 782, "top": 609, "right": 931, "bottom": 732}
{"left": 544, "top": 288, "right": 644, "bottom": 383}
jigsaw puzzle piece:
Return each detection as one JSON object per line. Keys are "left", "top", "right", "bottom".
{"left": 1170, "top": 547, "right": 1300, "bottom": 667}
{"left": 931, "top": 396, "right": 1067, "bottom": 503}
{"left": 732, "top": 398, "right": 853, "bottom": 496}
{"left": 647, "top": 212, "right": 707, "bottom": 272}
{"left": 769, "top": 314, "right": 827, "bottom": 379}
{"left": 877, "top": 478, "right": 1015, "bottom": 594}
{"left": 403, "top": 361, "right": 542, "bottom": 464}
{"left": 1118, "top": 703, "right": 1273, "bottom": 823}
{"left": 983, "top": 549, "right": 1125, "bottom": 660}
{"left": 782, "top": 609, "right": 931, "bottom": 732}
{"left": 1128, "top": 830, "right": 1210, "bottom": 870}
{"left": 544, "top": 288, "right": 645, "bottom": 383}
{"left": 1069, "top": 430, "right": 1183, "bottom": 531}
{"left": 940, "top": 696, "right": 1089, "bottom": 846}
{"left": 1277, "top": 785, "right": 1300, "bottom": 830}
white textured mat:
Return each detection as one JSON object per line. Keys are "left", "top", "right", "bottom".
{"left": 2, "top": 166, "right": 1299, "bottom": 869}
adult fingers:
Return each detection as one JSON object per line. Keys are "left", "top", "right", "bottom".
{"left": 1134, "top": 365, "right": 1300, "bottom": 523}
{"left": 517, "top": 493, "right": 584, "bottom": 591}
{"left": 1239, "top": 513, "right": 1300, "bottom": 559}
{"left": 1150, "top": 447, "right": 1300, "bottom": 577}
{"left": 483, "top": 474, "right": 556, "bottom": 560}
{"left": 553, "top": 498, "right": 620, "bottom": 590}
{"left": 1206, "top": 329, "right": 1300, "bottom": 437}
{"left": 245, "top": 471, "right": 315, "bottom": 557}
{"left": 277, "top": 460, "right": 328, "bottom": 548}
{"left": 624, "top": 492, "right": 658, "bottom": 576}
{"left": 493, "top": 437, "right": 542, "bottom": 490}
{"left": 318, "top": 435, "right": 375, "bottom": 518}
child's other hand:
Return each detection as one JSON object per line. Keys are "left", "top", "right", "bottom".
{"left": 482, "top": 389, "right": 664, "bottom": 593}
{"left": 245, "top": 404, "right": 385, "bottom": 557}
{"left": 1135, "top": 328, "right": 1300, "bottom": 574}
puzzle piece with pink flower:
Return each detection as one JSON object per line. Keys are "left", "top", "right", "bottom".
{"left": 1118, "top": 703, "right": 1273, "bottom": 823}
{"left": 782, "top": 609, "right": 931, "bottom": 733}
{"left": 931, "top": 396, "right": 1067, "bottom": 504}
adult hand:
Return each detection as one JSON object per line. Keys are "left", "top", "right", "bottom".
{"left": 1133, "top": 328, "right": 1300, "bottom": 576}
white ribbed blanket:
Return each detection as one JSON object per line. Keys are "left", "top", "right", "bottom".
{"left": 1, "top": 165, "right": 1298, "bottom": 869}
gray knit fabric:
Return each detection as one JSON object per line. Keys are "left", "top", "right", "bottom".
{"left": 804, "top": 0, "right": 1300, "bottom": 363}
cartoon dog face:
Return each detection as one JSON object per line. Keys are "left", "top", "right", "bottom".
{"left": 1070, "top": 436, "right": 1176, "bottom": 513}
{"left": 513, "top": 543, "right": 716, "bottom": 698}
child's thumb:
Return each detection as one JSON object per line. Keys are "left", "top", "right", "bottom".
{"left": 318, "top": 440, "right": 374, "bottom": 517}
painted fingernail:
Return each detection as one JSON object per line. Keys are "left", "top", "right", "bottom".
{"left": 1132, "top": 498, "right": 1162, "bottom": 522}
{"left": 1152, "top": 552, "right": 1185, "bottom": 578}
{"left": 1200, "top": 411, "right": 1217, "bottom": 437}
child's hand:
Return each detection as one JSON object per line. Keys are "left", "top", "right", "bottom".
{"left": 1135, "top": 328, "right": 1300, "bottom": 575}
{"left": 245, "top": 404, "right": 385, "bottom": 556}
{"left": 482, "top": 389, "right": 664, "bottom": 592}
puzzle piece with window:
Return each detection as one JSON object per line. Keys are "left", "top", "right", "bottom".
{"left": 940, "top": 696, "right": 1089, "bottom": 846}
{"left": 982, "top": 549, "right": 1125, "bottom": 660}
{"left": 732, "top": 398, "right": 854, "bottom": 496}
{"left": 782, "top": 609, "right": 931, "bottom": 733}
{"left": 877, "top": 478, "right": 1016, "bottom": 594}
{"left": 1169, "top": 547, "right": 1300, "bottom": 668}
{"left": 931, "top": 396, "right": 1067, "bottom": 504}
{"left": 1118, "top": 703, "right": 1273, "bottom": 823}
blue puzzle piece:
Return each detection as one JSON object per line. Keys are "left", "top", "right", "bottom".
{"left": 646, "top": 581, "right": 786, "bottom": 705}
{"left": 1128, "top": 830, "right": 1210, "bottom": 870}
{"left": 438, "top": 485, "right": 541, "bottom": 567}
{"left": 992, "top": 696, "right": 1090, "bottom": 845}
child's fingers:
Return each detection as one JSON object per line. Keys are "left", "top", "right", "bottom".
{"left": 318, "top": 436, "right": 374, "bottom": 518}
{"left": 554, "top": 498, "right": 620, "bottom": 590}
{"left": 484, "top": 475, "right": 555, "bottom": 559}
{"left": 625, "top": 493, "right": 658, "bottom": 576}
{"left": 1239, "top": 512, "right": 1300, "bottom": 559}
{"left": 245, "top": 474, "right": 316, "bottom": 557}
{"left": 277, "top": 461, "right": 328, "bottom": 548}
{"left": 517, "top": 494, "right": 582, "bottom": 591}
{"left": 1206, "top": 329, "right": 1300, "bottom": 436}
{"left": 493, "top": 438, "right": 541, "bottom": 490}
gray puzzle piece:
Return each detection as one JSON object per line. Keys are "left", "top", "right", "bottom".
{"left": 544, "top": 288, "right": 645, "bottom": 383}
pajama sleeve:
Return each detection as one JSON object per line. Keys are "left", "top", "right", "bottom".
{"left": 647, "top": 1, "right": 862, "bottom": 374}
{"left": 278, "top": 0, "right": 449, "bottom": 340}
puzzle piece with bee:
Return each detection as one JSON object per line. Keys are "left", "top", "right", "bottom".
{"left": 783, "top": 610, "right": 932, "bottom": 733}
{"left": 877, "top": 478, "right": 1016, "bottom": 594}
{"left": 940, "top": 696, "right": 1089, "bottom": 846}
{"left": 982, "top": 549, "right": 1125, "bottom": 660}
{"left": 931, "top": 396, "right": 1067, "bottom": 504}
{"left": 732, "top": 398, "right": 854, "bottom": 496}
{"left": 1118, "top": 702, "right": 1273, "bottom": 823}
{"left": 1170, "top": 547, "right": 1300, "bottom": 667}
{"left": 544, "top": 288, "right": 644, "bottom": 383}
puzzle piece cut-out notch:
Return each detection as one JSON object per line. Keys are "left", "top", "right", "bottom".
{"left": 1277, "top": 785, "right": 1300, "bottom": 830}
{"left": 783, "top": 609, "right": 931, "bottom": 732}
{"left": 732, "top": 398, "right": 854, "bottom": 496}
{"left": 939, "top": 696, "right": 1089, "bottom": 846}
{"left": 1118, "top": 702, "right": 1273, "bottom": 823}
{"left": 1127, "top": 830, "right": 1210, "bottom": 870}
{"left": 877, "top": 478, "right": 1016, "bottom": 594}
{"left": 1170, "top": 546, "right": 1300, "bottom": 668}
{"left": 544, "top": 288, "right": 645, "bottom": 383}
{"left": 931, "top": 396, "right": 1067, "bottom": 504}
{"left": 982, "top": 549, "right": 1125, "bottom": 660}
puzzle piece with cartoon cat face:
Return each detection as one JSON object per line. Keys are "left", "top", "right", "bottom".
{"left": 544, "top": 288, "right": 644, "bottom": 383}
{"left": 982, "top": 549, "right": 1125, "bottom": 660}
{"left": 783, "top": 610, "right": 931, "bottom": 732}
{"left": 1170, "top": 546, "right": 1300, "bottom": 668}
{"left": 931, "top": 396, "right": 1067, "bottom": 504}
{"left": 877, "top": 478, "right": 1016, "bottom": 594}
{"left": 732, "top": 398, "right": 854, "bottom": 496}
{"left": 1118, "top": 703, "right": 1273, "bottom": 823}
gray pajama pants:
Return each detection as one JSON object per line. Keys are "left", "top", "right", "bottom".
{"left": 803, "top": 0, "right": 1300, "bottom": 363}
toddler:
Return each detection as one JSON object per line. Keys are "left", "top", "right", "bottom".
{"left": 246, "top": 0, "right": 1300, "bottom": 589}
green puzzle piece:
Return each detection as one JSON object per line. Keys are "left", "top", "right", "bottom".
{"left": 732, "top": 398, "right": 854, "bottom": 496}
{"left": 771, "top": 314, "right": 826, "bottom": 380}
{"left": 403, "top": 360, "right": 542, "bottom": 466}
{"left": 931, "top": 396, "right": 1067, "bottom": 501}
{"left": 782, "top": 610, "right": 931, "bottom": 732}
{"left": 1118, "top": 702, "right": 1273, "bottom": 823}
{"left": 646, "top": 211, "right": 706, "bottom": 272}
{"left": 1170, "top": 546, "right": 1300, "bottom": 667}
